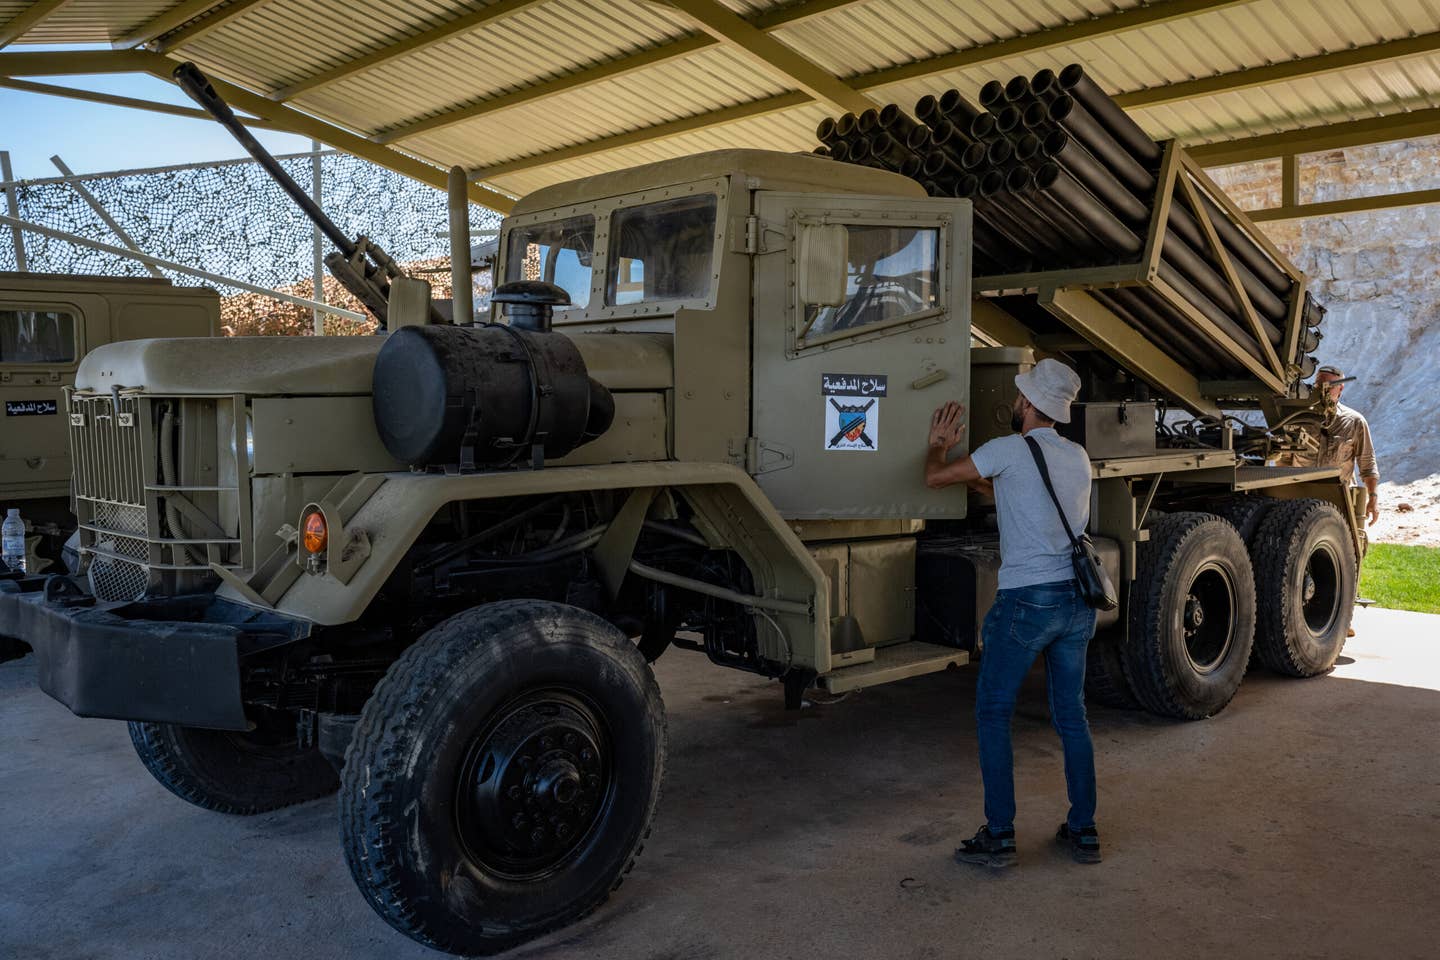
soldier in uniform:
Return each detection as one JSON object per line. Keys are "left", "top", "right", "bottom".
{"left": 1279, "top": 364, "right": 1381, "bottom": 527}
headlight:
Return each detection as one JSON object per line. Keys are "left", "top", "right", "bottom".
{"left": 229, "top": 413, "right": 255, "bottom": 464}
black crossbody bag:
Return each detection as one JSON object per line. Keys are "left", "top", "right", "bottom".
{"left": 1023, "top": 436, "right": 1118, "bottom": 611}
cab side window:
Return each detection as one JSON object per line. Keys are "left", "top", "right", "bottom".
{"left": 607, "top": 195, "right": 718, "bottom": 306}
{"left": 799, "top": 226, "right": 940, "bottom": 345}
{"left": 0, "top": 309, "right": 77, "bottom": 364}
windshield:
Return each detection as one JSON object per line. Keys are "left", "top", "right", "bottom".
{"left": 503, "top": 214, "right": 595, "bottom": 310}
{"left": 607, "top": 195, "right": 717, "bottom": 306}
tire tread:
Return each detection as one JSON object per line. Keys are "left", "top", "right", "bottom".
{"left": 1123, "top": 512, "right": 1255, "bottom": 720}
{"left": 338, "top": 599, "right": 666, "bottom": 955}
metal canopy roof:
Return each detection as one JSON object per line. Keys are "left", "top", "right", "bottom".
{"left": 4, "top": 0, "right": 1440, "bottom": 214}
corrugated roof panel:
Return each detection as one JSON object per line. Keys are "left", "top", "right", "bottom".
{"left": 1130, "top": 54, "right": 1440, "bottom": 145}
{"left": 10, "top": 0, "right": 1440, "bottom": 205}
{"left": 773, "top": 0, "right": 1123, "bottom": 79}
{"left": 231, "top": 0, "right": 508, "bottom": 89}
{"left": 4, "top": 1, "right": 177, "bottom": 43}
{"left": 395, "top": 46, "right": 793, "bottom": 167}
{"left": 292, "top": 0, "right": 698, "bottom": 131}
{"left": 178, "top": 0, "right": 494, "bottom": 94}
{"left": 483, "top": 101, "right": 831, "bottom": 195}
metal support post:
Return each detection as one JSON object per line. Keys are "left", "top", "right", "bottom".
{"left": 49, "top": 154, "right": 163, "bottom": 277}
{"left": 311, "top": 140, "right": 325, "bottom": 335}
{"left": 448, "top": 165, "right": 473, "bottom": 325}
{"left": 1, "top": 151, "right": 25, "bottom": 270}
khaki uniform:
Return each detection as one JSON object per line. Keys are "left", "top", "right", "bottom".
{"left": 1277, "top": 402, "right": 1379, "bottom": 485}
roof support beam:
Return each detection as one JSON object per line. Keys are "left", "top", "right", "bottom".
{"left": 140, "top": 63, "right": 516, "bottom": 212}
{"left": 153, "top": 0, "right": 274, "bottom": 53}
{"left": 1117, "top": 31, "right": 1440, "bottom": 110}
{"left": 1249, "top": 186, "right": 1440, "bottom": 223}
{"left": 0, "top": 48, "right": 177, "bottom": 74}
{"left": 470, "top": 92, "right": 810, "bottom": 179}
{"left": 0, "top": 75, "right": 287, "bottom": 130}
{"left": 0, "top": 0, "right": 76, "bottom": 50}
{"left": 428, "top": 0, "right": 1249, "bottom": 174}
{"left": 271, "top": 0, "right": 552, "bottom": 101}
{"left": 0, "top": 49, "right": 507, "bottom": 210}
{"left": 1188, "top": 107, "right": 1440, "bottom": 167}
{"left": 660, "top": 0, "right": 873, "bottom": 115}
{"left": 113, "top": 0, "right": 231, "bottom": 48}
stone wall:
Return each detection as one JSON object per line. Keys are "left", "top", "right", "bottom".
{"left": 1208, "top": 140, "right": 1440, "bottom": 485}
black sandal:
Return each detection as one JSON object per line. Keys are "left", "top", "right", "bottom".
{"left": 1056, "top": 823, "right": 1102, "bottom": 864}
{"left": 955, "top": 825, "right": 1017, "bottom": 868}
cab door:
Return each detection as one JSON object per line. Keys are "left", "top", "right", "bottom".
{"left": 750, "top": 192, "right": 972, "bottom": 520}
{"left": 0, "top": 298, "right": 97, "bottom": 499}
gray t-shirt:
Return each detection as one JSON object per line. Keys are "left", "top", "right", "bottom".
{"left": 970, "top": 428, "right": 1092, "bottom": 590}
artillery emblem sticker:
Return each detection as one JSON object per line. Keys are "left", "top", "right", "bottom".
{"left": 821, "top": 374, "right": 886, "bottom": 452}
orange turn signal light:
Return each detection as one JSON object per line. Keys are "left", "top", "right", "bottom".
{"left": 302, "top": 511, "right": 328, "bottom": 554}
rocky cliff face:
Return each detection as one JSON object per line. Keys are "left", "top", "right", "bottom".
{"left": 1210, "top": 140, "right": 1440, "bottom": 543}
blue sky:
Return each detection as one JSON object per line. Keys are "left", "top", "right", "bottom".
{"left": 2, "top": 62, "right": 313, "bottom": 180}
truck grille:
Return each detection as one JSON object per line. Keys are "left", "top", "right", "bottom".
{"left": 68, "top": 392, "right": 152, "bottom": 602}
{"left": 67, "top": 391, "right": 249, "bottom": 602}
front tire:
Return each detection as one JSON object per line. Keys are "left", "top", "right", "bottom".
{"left": 1251, "top": 499, "right": 1356, "bottom": 676}
{"left": 1124, "top": 513, "right": 1256, "bottom": 720}
{"left": 1084, "top": 627, "right": 1139, "bottom": 709}
{"left": 339, "top": 600, "right": 666, "bottom": 956}
{"left": 128, "top": 713, "right": 338, "bottom": 814}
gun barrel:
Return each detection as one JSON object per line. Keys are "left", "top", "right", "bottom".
{"left": 173, "top": 62, "right": 355, "bottom": 257}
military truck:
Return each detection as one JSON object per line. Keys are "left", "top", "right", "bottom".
{"left": 1, "top": 66, "right": 1360, "bottom": 956}
{"left": 0, "top": 272, "right": 217, "bottom": 573}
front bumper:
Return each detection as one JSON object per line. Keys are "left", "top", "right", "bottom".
{"left": 0, "top": 574, "right": 309, "bottom": 731}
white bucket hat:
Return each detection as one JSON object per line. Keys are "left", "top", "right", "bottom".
{"left": 1014, "top": 358, "right": 1082, "bottom": 424}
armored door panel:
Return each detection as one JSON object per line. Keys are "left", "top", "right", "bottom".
{"left": 0, "top": 297, "right": 100, "bottom": 497}
{"left": 751, "top": 193, "right": 971, "bottom": 519}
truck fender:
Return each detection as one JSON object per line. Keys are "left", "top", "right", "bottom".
{"left": 216, "top": 461, "right": 835, "bottom": 673}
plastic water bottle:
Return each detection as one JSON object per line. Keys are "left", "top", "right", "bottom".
{"left": 2, "top": 508, "right": 25, "bottom": 574}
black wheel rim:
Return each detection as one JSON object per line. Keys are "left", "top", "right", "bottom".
{"left": 1300, "top": 541, "right": 1342, "bottom": 636}
{"left": 456, "top": 688, "right": 613, "bottom": 881}
{"left": 1183, "top": 563, "right": 1236, "bottom": 673}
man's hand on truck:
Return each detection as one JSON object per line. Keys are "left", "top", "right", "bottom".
{"left": 925, "top": 401, "right": 992, "bottom": 495}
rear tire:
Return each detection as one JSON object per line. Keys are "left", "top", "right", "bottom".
{"left": 1124, "top": 513, "right": 1256, "bottom": 720}
{"left": 1251, "top": 499, "right": 1356, "bottom": 677}
{"left": 339, "top": 600, "right": 666, "bottom": 956}
{"left": 128, "top": 713, "right": 338, "bottom": 814}
{"left": 1211, "top": 495, "right": 1277, "bottom": 545}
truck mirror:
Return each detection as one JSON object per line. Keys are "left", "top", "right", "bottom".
{"left": 797, "top": 223, "right": 849, "bottom": 307}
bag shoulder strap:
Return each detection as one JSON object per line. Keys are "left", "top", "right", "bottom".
{"left": 1023, "top": 435, "right": 1080, "bottom": 548}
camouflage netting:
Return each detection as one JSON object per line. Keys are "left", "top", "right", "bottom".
{"left": 0, "top": 150, "right": 502, "bottom": 336}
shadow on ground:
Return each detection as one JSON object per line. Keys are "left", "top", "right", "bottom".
{"left": 1, "top": 607, "right": 1436, "bottom": 960}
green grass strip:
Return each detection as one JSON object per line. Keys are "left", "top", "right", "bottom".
{"left": 1360, "top": 542, "right": 1440, "bottom": 615}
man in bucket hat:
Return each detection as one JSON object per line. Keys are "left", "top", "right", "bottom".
{"left": 1277, "top": 364, "right": 1381, "bottom": 527}
{"left": 923, "top": 358, "right": 1101, "bottom": 867}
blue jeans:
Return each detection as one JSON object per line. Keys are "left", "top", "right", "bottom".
{"left": 975, "top": 579, "right": 1098, "bottom": 834}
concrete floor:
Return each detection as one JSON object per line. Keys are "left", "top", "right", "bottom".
{"left": 2, "top": 605, "right": 1437, "bottom": 960}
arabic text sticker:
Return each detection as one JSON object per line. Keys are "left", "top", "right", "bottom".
{"left": 821, "top": 373, "right": 888, "bottom": 398}
{"left": 824, "top": 396, "right": 879, "bottom": 452}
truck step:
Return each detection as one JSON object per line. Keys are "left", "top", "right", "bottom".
{"left": 819, "top": 641, "right": 969, "bottom": 694}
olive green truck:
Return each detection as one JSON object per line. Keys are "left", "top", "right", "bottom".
{"left": 1, "top": 110, "right": 1357, "bottom": 954}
